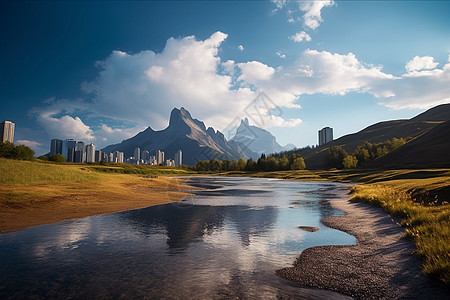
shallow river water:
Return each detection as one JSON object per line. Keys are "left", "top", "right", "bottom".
{"left": 0, "top": 177, "right": 356, "bottom": 299}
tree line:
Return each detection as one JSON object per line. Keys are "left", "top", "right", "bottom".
{"left": 327, "top": 137, "right": 407, "bottom": 169}
{"left": 0, "top": 141, "right": 35, "bottom": 160}
{"left": 194, "top": 153, "right": 306, "bottom": 172}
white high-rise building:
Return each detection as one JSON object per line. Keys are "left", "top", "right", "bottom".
{"left": 318, "top": 127, "right": 333, "bottom": 146}
{"left": 86, "top": 144, "right": 96, "bottom": 163}
{"left": 0, "top": 121, "right": 15, "bottom": 143}
{"left": 156, "top": 150, "right": 164, "bottom": 165}
{"left": 113, "top": 151, "right": 124, "bottom": 163}
{"left": 134, "top": 147, "right": 141, "bottom": 164}
{"left": 174, "top": 150, "right": 182, "bottom": 167}
{"left": 75, "top": 141, "right": 86, "bottom": 163}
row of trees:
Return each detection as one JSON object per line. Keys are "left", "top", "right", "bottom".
{"left": 328, "top": 138, "right": 407, "bottom": 169}
{"left": 0, "top": 141, "right": 35, "bottom": 160}
{"left": 195, "top": 153, "right": 306, "bottom": 172}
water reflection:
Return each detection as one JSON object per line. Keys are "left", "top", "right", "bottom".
{"left": 0, "top": 177, "right": 355, "bottom": 299}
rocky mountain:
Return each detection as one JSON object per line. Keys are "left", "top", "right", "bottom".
{"left": 230, "top": 118, "right": 296, "bottom": 160}
{"left": 102, "top": 108, "right": 248, "bottom": 165}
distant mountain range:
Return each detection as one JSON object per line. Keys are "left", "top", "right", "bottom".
{"left": 103, "top": 103, "right": 450, "bottom": 168}
{"left": 230, "top": 118, "right": 296, "bottom": 159}
{"left": 102, "top": 107, "right": 293, "bottom": 165}
{"left": 296, "top": 103, "right": 450, "bottom": 169}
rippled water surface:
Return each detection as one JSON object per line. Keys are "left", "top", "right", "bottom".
{"left": 0, "top": 177, "right": 356, "bottom": 299}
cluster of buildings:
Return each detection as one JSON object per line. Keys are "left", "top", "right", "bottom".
{"left": 3, "top": 119, "right": 330, "bottom": 163}
{"left": 318, "top": 127, "right": 333, "bottom": 146}
{"left": 49, "top": 139, "right": 124, "bottom": 163}
{"left": 49, "top": 138, "right": 182, "bottom": 166}
{"left": 0, "top": 121, "right": 15, "bottom": 143}
{"left": 126, "top": 148, "right": 182, "bottom": 167}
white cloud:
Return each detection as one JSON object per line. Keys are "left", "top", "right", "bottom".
{"left": 264, "top": 116, "right": 303, "bottom": 128}
{"left": 272, "top": 0, "right": 334, "bottom": 30}
{"left": 271, "top": 0, "right": 287, "bottom": 13}
{"left": 380, "top": 64, "right": 450, "bottom": 109}
{"left": 290, "top": 31, "right": 312, "bottom": 43}
{"left": 35, "top": 111, "right": 94, "bottom": 141}
{"left": 239, "top": 50, "right": 449, "bottom": 111}
{"left": 32, "top": 31, "right": 449, "bottom": 150}
{"left": 276, "top": 51, "right": 286, "bottom": 59}
{"left": 33, "top": 32, "right": 304, "bottom": 148}
{"left": 300, "top": 0, "right": 335, "bottom": 30}
{"left": 237, "top": 61, "right": 275, "bottom": 82}
{"left": 97, "top": 124, "right": 144, "bottom": 143}
{"left": 405, "top": 55, "right": 439, "bottom": 72}
{"left": 237, "top": 45, "right": 244, "bottom": 51}
{"left": 15, "top": 140, "right": 41, "bottom": 150}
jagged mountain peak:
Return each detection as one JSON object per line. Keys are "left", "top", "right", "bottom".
{"left": 102, "top": 107, "right": 253, "bottom": 165}
{"left": 231, "top": 118, "right": 295, "bottom": 157}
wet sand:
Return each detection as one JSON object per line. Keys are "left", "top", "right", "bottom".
{"left": 0, "top": 175, "right": 194, "bottom": 233}
{"left": 277, "top": 192, "right": 449, "bottom": 299}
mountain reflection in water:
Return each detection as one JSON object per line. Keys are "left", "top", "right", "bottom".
{"left": 0, "top": 177, "right": 355, "bottom": 299}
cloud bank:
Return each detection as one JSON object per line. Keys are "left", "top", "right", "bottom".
{"left": 32, "top": 32, "right": 450, "bottom": 148}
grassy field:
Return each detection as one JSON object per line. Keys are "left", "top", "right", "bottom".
{"left": 350, "top": 181, "right": 449, "bottom": 285}
{"left": 0, "top": 159, "right": 195, "bottom": 232}
{"left": 0, "top": 158, "right": 100, "bottom": 184}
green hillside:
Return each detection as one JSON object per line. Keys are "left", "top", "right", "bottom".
{"left": 372, "top": 120, "right": 450, "bottom": 168}
{"left": 297, "top": 104, "right": 450, "bottom": 169}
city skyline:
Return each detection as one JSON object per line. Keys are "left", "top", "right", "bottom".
{"left": 48, "top": 137, "right": 182, "bottom": 166}
{"left": 1, "top": 1, "right": 449, "bottom": 155}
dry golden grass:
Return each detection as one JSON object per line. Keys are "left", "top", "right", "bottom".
{"left": 351, "top": 184, "right": 450, "bottom": 285}
{"left": 0, "top": 159, "right": 195, "bottom": 232}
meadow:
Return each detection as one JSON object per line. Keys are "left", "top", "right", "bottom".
{"left": 0, "top": 158, "right": 194, "bottom": 232}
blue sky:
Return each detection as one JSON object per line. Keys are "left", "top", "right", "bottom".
{"left": 1, "top": 1, "right": 449, "bottom": 156}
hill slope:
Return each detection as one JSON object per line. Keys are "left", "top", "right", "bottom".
{"left": 299, "top": 104, "right": 450, "bottom": 169}
{"left": 372, "top": 120, "right": 450, "bottom": 168}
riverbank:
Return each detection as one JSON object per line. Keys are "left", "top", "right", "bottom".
{"left": 277, "top": 193, "right": 449, "bottom": 299}
{"left": 0, "top": 159, "right": 195, "bottom": 233}
{"left": 221, "top": 168, "right": 450, "bottom": 286}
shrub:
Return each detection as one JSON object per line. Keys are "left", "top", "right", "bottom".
{"left": 0, "top": 141, "right": 34, "bottom": 160}
{"left": 48, "top": 154, "right": 66, "bottom": 163}
{"left": 343, "top": 155, "right": 358, "bottom": 169}
{"left": 291, "top": 157, "right": 306, "bottom": 170}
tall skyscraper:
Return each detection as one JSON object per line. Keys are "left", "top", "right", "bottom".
{"left": 94, "top": 150, "right": 102, "bottom": 163}
{"left": 74, "top": 141, "right": 86, "bottom": 163}
{"left": 85, "top": 144, "right": 96, "bottom": 163}
{"left": 134, "top": 147, "right": 141, "bottom": 164}
{"left": 66, "top": 139, "right": 77, "bottom": 162}
{"left": 0, "top": 121, "right": 15, "bottom": 143}
{"left": 318, "top": 127, "right": 333, "bottom": 146}
{"left": 113, "top": 151, "right": 124, "bottom": 163}
{"left": 174, "top": 150, "right": 182, "bottom": 167}
{"left": 142, "top": 149, "right": 150, "bottom": 163}
{"left": 50, "top": 139, "right": 63, "bottom": 156}
{"left": 156, "top": 150, "right": 164, "bottom": 165}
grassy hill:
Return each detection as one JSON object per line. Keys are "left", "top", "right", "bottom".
{"left": 296, "top": 104, "right": 450, "bottom": 169}
{"left": 372, "top": 120, "right": 450, "bottom": 168}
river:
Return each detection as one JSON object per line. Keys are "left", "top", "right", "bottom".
{"left": 0, "top": 177, "right": 356, "bottom": 299}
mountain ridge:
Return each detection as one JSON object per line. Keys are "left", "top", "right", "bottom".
{"left": 102, "top": 107, "right": 247, "bottom": 165}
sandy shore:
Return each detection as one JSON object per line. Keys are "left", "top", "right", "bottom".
{"left": 277, "top": 190, "right": 449, "bottom": 299}
{"left": 0, "top": 175, "right": 194, "bottom": 233}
